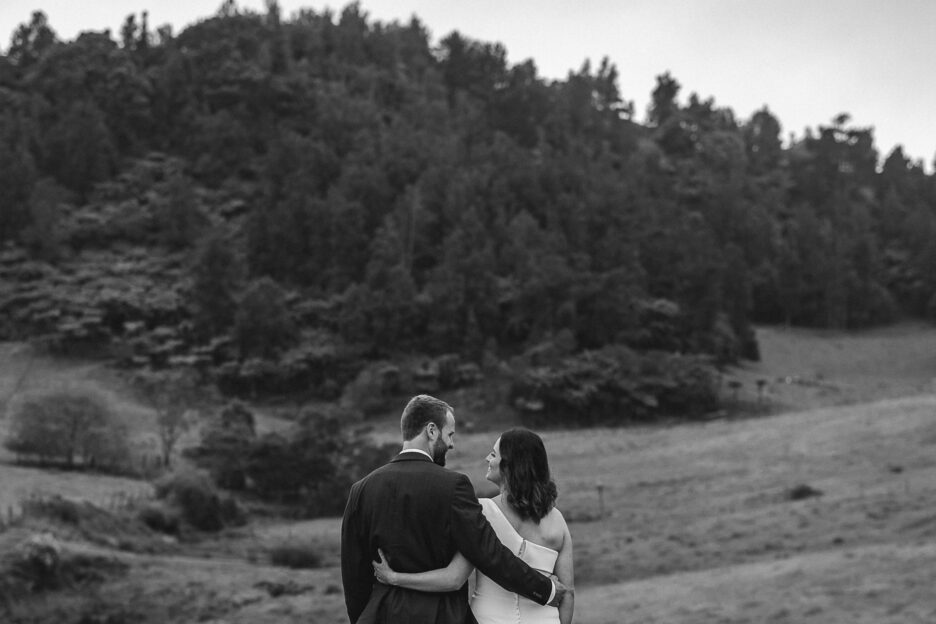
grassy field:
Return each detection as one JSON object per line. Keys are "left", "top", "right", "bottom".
{"left": 3, "top": 323, "right": 936, "bottom": 623}
{"left": 0, "top": 343, "right": 158, "bottom": 518}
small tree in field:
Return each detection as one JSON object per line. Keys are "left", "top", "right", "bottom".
{"left": 133, "top": 369, "right": 204, "bottom": 469}
{"left": 4, "top": 386, "right": 129, "bottom": 471}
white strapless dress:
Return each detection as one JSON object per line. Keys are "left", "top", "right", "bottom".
{"left": 470, "top": 498, "right": 560, "bottom": 624}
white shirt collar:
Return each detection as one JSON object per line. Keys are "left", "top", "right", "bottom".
{"left": 400, "top": 448, "right": 432, "bottom": 460}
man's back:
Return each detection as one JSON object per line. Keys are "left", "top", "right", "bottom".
{"left": 353, "top": 455, "right": 464, "bottom": 574}
{"left": 342, "top": 453, "right": 472, "bottom": 624}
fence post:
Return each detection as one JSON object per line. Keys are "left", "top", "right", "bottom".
{"left": 596, "top": 480, "right": 606, "bottom": 518}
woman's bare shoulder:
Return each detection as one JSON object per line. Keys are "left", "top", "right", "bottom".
{"left": 540, "top": 506, "right": 570, "bottom": 544}
{"left": 544, "top": 505, "right": 568, "bottom": 524}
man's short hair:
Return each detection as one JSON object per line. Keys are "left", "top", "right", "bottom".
{"left": 400, "top": 394, "right": 453, "bottom": 441}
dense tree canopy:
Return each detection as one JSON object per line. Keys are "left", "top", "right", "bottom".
{"left": 1, "top": 2, "right": 935, "bottom": 405}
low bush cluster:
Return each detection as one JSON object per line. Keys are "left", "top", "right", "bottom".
{"left": 183, "top": 402, "right": 396, "bottom": 518}
{"left": 213, "top": 343, "right": 361, "bottom": 400}
{"left": 14, "top": 495, "right": 159, "bottom": 552}
{"left": 0, "top": 531, "right": 128, "bottom": 601}
{"left": 136, "top": 503, "right": 181, "bottom": 535}
{"left": 510, "top": 344, "right": 720, "bottom": 427}
{"left": 267, "top": 541, "right": 323, "bottom": 569}
{"left": 153, "top": 470, "right": 246, "bottom": 532}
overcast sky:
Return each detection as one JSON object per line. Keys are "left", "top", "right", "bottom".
{"left": 3, "top": 1, "right": 935, "bottom": 170}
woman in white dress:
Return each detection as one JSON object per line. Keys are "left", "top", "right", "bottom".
{"left": 372, "top": 428, "right": 574, "bottom": 624}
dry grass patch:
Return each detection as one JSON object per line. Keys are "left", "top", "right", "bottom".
{"left": 0, "top": 463, "right": 152, "bottom": 519}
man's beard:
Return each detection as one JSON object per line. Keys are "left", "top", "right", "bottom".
{"left": 431, "top": 437, "right": 448, "bottom": 467}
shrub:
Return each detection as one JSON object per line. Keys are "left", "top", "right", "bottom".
{"left": 302, "top": 476, "right": 355, "bottom": 518}
{"left": 510, "top": 345, "right": 720, "bottom": 427}
{"left": 850, "top": 282, "right": 898, "bottom": 327}
{"left": 1, "top": 532, "right": 129, "bottom": 598}
{"left": 219, "top": 496, "right": 248, "bottom": 527}
{"left": 619, "top": 298, "right": 688, "bottom": 352}
{"left": 267, "top": 541, "right": 323, "bottom": 569}
{"left": 245, "top": 411, "right": 344, "bottom": 505}
{"left": 183, "top": 403, "right": 256, "bottom": 490}
{"left": 73, "top": 602, "right": 143, "bottom": 624}
{"left": 154, "top": 470, "right": 225, "bottom": 532}
{"left": 15, "top": 495, "right": 162, "bottom": 552}
{"left": 639, "top": 350, "right": 720, "bottom": 415}
{"left": 245, "top": 432, "right": 315, "bottom": 503}
{"left": 11, "top": 533, "right": 63, "bottom": 592}
{"left": 137, "top": 502, "right": 181, "bottom": 535}
{"left": 4, "top": 386, "right": 131, "bottom": 472}
{"left": 214, "top": 339, "right": 358, "bottom": 399}
{"left": 243, "top": 409, "right": 395, "bottom": 516}
{"left": 344, "top": 441, "right": 400, "bottom": 483}
{"left": 787, "top": 484, "right": 823, "bottom": 501}
{"left": 20, "top": 496, "right": 82, "bottom": 525}
{"left": 340, "top": 362, "right": 398, "bottom": 415}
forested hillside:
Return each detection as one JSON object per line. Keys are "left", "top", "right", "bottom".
{"left": 1, "top": 3, "right": 935, "bottom": 418}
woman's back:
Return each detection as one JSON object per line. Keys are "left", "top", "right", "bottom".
{"left": 470, "top": 498, "right": 560, "bottom": 624}
{"left": 494, "top": 495, "right": 565, "bottom": 552}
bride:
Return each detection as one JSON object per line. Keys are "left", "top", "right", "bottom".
{"left": 373, "top": 428, "right": 574, "bottom": 624}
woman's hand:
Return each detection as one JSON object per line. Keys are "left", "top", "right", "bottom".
{"left": 372, "top": 548, "right": 398, "bottom": 585}
{"left": 370, "top": 549, "right": 472, "bottom": 592}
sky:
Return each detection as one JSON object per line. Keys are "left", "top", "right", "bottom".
{"left": 3, "top": 0, "right": 935, "bottom": 170}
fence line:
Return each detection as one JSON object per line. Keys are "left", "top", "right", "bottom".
{"left": 0, "top": 485, "right": 155, "bottom": 534}
{"left": 0, "top": 503, "right": 24, "bottom": 531}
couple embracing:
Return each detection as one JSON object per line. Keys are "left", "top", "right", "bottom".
{"left": 341, "top": 394, "right": 574, "bottom": 624}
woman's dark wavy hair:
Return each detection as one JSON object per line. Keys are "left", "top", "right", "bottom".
{"left": 499, "top": 428, "right": 557, "bottom": 523}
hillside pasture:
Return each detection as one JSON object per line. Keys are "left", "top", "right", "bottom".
{"left": 23, "top": 390, "right": 930, "bottom": 624}
{"left": 563, "top": 395, "right": 936, "bottom": 622}
{"left": 0, "top": 343, "right": 157, "bottom": 463}
{"left": 727, "top": 322, "right": 936, "bottom": 411}
{"left": 3, "top": 324, "right": 936, "bottom": 622}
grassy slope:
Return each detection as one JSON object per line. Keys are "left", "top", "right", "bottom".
{"left": 3, "top": 323, "right": 936, "bottom": 623}
{"left": 567, "top": 395, "right": 936, "bottom": 623}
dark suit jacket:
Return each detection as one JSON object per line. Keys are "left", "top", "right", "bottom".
{"left": 341, "top": 452, "right": 552, "bottom": 624}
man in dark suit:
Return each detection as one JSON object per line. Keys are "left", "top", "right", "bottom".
{"left": 341, "top": 394, "right": 568, "bottom": 624}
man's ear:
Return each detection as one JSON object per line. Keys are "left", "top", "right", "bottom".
{"left": 425, "top": 422, "right": 437, "bottom": 440}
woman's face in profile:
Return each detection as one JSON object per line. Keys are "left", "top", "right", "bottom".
{"left": 485, "top": 437, "right": 502, "bottom": 486}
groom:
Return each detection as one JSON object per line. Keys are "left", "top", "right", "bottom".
{"left": 341, "top": 394, "right": 568, "bottom": 624}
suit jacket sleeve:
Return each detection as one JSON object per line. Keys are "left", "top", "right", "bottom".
{"left": 449, "top": 474, "right": 552, "bottom": 605}
{"left": 341, "top": 481, "right": 372, "bottom": 623}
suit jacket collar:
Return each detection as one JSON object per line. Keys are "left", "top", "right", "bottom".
{"left": 392, "top": 451, "right": 433, "bottom": 463}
